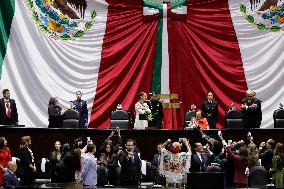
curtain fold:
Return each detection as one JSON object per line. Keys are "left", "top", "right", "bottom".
{"left": 0, "top": 0, "right": 15, "bottom": 78}
{"left": 89, "top": 0, "right": 158, "bottom": 128}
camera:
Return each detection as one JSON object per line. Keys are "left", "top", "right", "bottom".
{"left": 112, "top": 127, "right": 119, "bottom": 133}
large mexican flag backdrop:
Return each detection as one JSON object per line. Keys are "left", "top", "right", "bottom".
{"left": 1, "top": 0, "right": 284, "bottom": 128}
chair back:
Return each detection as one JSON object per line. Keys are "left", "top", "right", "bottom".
{"left": 184, "top": 110, "right": 195, "bottom": 128}
{"left": 63, "top": 110, "right": 79, "bottom": 128}
{"left": 248, "top": 166, "right": 268, "bottom": 188}
{"left": 110, "top": 110, "right": 129, "bottom": 129}
{"left": 225, "top": 109, "right": 243, "bottom": 128}
{"left": 187, "top": 172, "right": 224, "bottom": 189}
{"left": 274, "top": 109, "right": 284, "bottom": 128}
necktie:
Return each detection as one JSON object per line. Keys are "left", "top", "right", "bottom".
{"left": 200, "top": 153, "right": 204, "bottom": 163}
{"left": 132, "top": 155, "right": 135, "bottom": 164}
{"left": 6, "top": 101, "right": 11, "bottom": 118}
{"left": 200, "top": 153, "right": 206, "bottom": 172}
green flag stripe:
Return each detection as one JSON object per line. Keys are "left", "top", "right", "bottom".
{"left": 171, "top": 0, "right": 186, "bottom": 9}
{"left": 151, "top": 18, "right": 163, "bottom": 93}
{"left": 0, "top": 0, "right": 15, "bottom": 79}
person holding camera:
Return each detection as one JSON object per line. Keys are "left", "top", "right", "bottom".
{"left": 99, "top": 128, "right": 122, "bottom": 154}
{"left": 97, "top": 141, "right": 120, "bottom": 186}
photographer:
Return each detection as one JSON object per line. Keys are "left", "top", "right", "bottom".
{"left": 97, "top": 142, "right": 120, "bottom": 186}
{"left": 99, "top": 127, "right": 122, "bottom": 154}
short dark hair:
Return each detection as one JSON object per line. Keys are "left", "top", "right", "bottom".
{"left": 76, "top": 91, "right": 82, "bottom": 94}
{"left": 193, "top": 142, "right": 202, "bottom": 149}
{"left": 126, "top": 139, "right": 136, "bottom": 146}
{"left": 86, "top": 144, "right": 96, "bottom": 153}
{"left": 2, "top": 89, "right": 9, "bottom": 95}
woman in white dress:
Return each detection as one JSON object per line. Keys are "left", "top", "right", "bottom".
{"left": 134, "top": 92, "right": 151, "bottom": 130}
{"left": 159, "top": 138, "right": 191, "bottom": 187}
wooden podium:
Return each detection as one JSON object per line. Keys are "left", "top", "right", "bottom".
{"left": 156, "top": 93, "right": 182, "bottom": 129}
{"left": 157, "top": 93, "right": 181, "bottom": 108}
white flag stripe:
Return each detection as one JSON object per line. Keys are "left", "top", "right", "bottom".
{"left": 0, "top": 0, "right": 108, "bottom": 127}
{"left": 143, "top": 7, "right": 159, "bottom": 15}
{"left": 171, "top": 6, "right": 187, "bottom": 14}
{"left": 161, "top": 3, "right": 170, "bottom": 96}
{"left": 229, "top": 0, "right": 284, "bottom": 128}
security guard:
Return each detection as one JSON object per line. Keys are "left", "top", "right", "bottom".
{"left": 72, "top": 91, "right": 88, "bottom": 128}
{"left": 147, "top": 92, "right": 163, "bottom": 129}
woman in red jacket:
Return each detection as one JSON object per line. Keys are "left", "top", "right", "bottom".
{"left": 0, "top": 137, "right": 11, "bottom": 186}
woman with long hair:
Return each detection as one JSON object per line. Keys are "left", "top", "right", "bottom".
{"left": 0, "top": 137, "right": 11, "bottom": 186}
{"left": 49, "top": 140, "right": 62, "bottom": 182}
{"left": 48, "top": 97, "right": 64, "bottom": 128}
{"left": 272, "top": 142, "right": 284, "bottom": 188}
{"left": 226, "top": 142, "right": 249, "bottom": 188}
{"left": 18, "top": 136, "right": 36, "bottom": 186}
{"left": 98, "top": 142, "right": 119, "bottom": 185}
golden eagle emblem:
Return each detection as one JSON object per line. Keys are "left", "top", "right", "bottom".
{"left": 26, "top": 0, "right": 97, "bottom": 40}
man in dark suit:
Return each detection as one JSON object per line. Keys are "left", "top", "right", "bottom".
{"left": 151, "top": 143, "right": 163, "bottom": 168}
{"left": 0, "top": 89, "right": 18, "bottom": 125}
{"left": 151, "top": 143, "right": 166, "bottom": 185}
{"left": 190, "top": 142, "right": 215, "bottom": 172}
{"left": 259, "top": 139, "right": 275, "bottom": 172}
{"left": 201, "top": 92, "right": 218, "bottom": 129}
{"left": 147, "top": 92, "right": 163, "bottom": 129}
{"left": 72, "top": 91, "right": 88, "bottom": 128}
{"left": 4, "top": 161, "right": 20, "bottom": 189}
{"left": 241, "top": 90, "right": 262, "bottom": 128}
{"left": 118, "top": 139, "right": 141, "bottom": 186}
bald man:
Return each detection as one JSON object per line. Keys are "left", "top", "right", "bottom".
{"left": 241, "top": 90, "right": 262, "bottom": 128}
{"left": 3, "top": 161, "right": 19, "bottom": 189}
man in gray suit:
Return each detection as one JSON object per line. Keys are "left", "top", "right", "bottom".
{"left": 81, "top": 144, "right": 97, "bottom": 187}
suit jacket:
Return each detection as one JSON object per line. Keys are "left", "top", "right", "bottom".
{"left": 151, "top": 154, "right": 161, "bottom": 168}
{"left": 241, "top": 98, "right": 262, "bottom": 128}
{"left": 259, "top": 148, "right": 274, "bottom": 171}
{"left": 48, "top": 106, "right": 63, "bottom": 128}
{"left": 81, "top": 152, "right": 97, "bottom": 187}
{"left": 17, "top": 147, "right": 35, "bottom": 186}
{"left": 118, "top": 150, "right": 141, "bottom": 186}
{"left": 190, "top": 152, "right": 215, "bottom": 172}
{"left": 72, "top": 99, "right": 88, "bottom": 128}
{"left": 201, "top": 100, "right": 218, "bottom": 129}
{"left": 0, "top": 98, "right": 18, "bottom": 125}
{"left": 3, "top": 170, "right": 19, "bottom": 189}
{"left": 147, "top": 99, "right": 163, "bottom": 128}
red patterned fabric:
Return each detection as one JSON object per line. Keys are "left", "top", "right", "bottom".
{"left": 89, "top": 0, "right": 247, "bottom": 129}
{"left": 0, "top": 147, "right": 11, "bottom": 185}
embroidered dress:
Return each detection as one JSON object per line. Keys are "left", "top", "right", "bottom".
{"left": 134, "top": 101, "right": 151, "bottom": 130}
{"left": 159, "top": 148, "right": 191, "bottom": 184}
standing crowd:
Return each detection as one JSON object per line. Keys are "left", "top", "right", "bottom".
{"left": 1, "top": 126, "right": 284, "bottom": 188}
